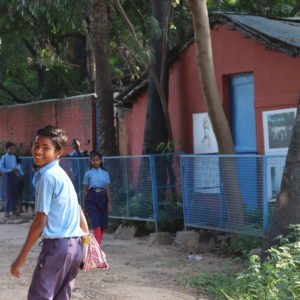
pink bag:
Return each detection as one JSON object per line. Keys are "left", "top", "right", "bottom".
{"left": 81, "top": 233, "right": 109, "bottom": 272}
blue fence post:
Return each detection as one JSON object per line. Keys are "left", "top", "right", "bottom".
{"left": 125, "top": 158, "right": 129, "bottom": 217}
{"left": 149, "top": 155, "right": 159, "bottom": 232}
{"left": 263, "top": 156, "right": 269, "bottom": 234}
{"left": 180, "top": 156, "right": 189, "bottom": 231}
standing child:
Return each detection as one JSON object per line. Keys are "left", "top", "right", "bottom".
{"left": 0, "top": 142, "right": 19, "bottom": 217}
{"left": 10, "top": 125, "right": 89, "bottom": 300}
{"left": 83, "top": 151, "right": 112, "bottom": 246}
{"left": 15, "top": 155, "right": 25, "bottom": 214}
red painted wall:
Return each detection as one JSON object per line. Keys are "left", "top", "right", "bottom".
{"left": 0, "top": 95, "right": 95, "bottom": 155}
{"left": 119, "top": 24, "right": 300, "bottom": 155}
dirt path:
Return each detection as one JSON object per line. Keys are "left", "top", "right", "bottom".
{"left": 0, "top": 213, "right": 234, "bottom": 300}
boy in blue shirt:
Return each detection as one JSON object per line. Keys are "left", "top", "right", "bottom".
{"left": 10, "top": 125, "right": 89, "bottom": 300}
{"left": 0, "top": 142, "right": 19, "bottom": 217}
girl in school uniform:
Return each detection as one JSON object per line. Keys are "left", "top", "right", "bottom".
{"left": 83, "top": 151, "right": 112, "bottom": 246}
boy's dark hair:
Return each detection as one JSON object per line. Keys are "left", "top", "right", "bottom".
{"left": 36, "top": 125, "right": 67, "bottom": 151}
{"left": 6, "top": 142, "right": 16, "bottom": 150}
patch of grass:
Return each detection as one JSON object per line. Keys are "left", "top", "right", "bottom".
{"left": 183, "top": 225, "right": 300, "bottom": 300}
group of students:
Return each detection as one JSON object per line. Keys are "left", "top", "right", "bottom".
{"left": 5, "top": 125, "right": 112, "bottom": 300}
{"left": 0, "top": 142, "right": 25, "bottom": 217}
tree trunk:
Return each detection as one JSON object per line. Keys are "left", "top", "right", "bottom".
{"left": 89, "top": 0, "right": 118, "bottom": 156}
{"left": 142, "top": 0, "right": 172, "bottom": 154}
{"left": 263, "top": 94, "right": 300, "bottom": 253}
{"left": 186, "top": 0, "right": 245, "bottom": 228}
{"left": 186, "top": 0, "right": 233, "bottom": 154}
{"left": 290, "top": 1, "right": 300, "bottom": 16}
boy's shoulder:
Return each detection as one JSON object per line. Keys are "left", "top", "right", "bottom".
{"left": 41, "top": 163, "right": 65, "bottom": 179}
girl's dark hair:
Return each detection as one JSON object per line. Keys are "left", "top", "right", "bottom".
{"left": 36, "top": 125, "right": 67, "bottom": 151}
{"left": 89, "top": 150, "right": 104, "bottom": 169}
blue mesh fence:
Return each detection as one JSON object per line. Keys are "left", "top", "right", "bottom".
{"left": 103, "top": 155, "right": 156, "bottom": 223}
{"left": 10, "top": 153, "right": 285, "bottom": 236}
{"left": 17, "top": 153, "right": 182, "bottom": 231}
{"left": 17, "top": 157, "right": 90, "bottom": 206}
{"left": 103, "top": 153, "right": 183, "bottom": 230}
{"left": 151, "top": 153, "right": 183, "bottom": 221}
{"left": 181, "top": 154, "right": 286, "bottom": 236}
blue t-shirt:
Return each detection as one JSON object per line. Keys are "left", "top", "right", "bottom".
{"left": 35, "top": 160, "right": 83, "bottom": 239}
{"left": 0, "top": 153, "right": 17, "bottom": 173}
{"left": 69, "top": 150, "right": 83, "bottom": 157}
{"left": 83, "top": 168, "right": 110, "bottom": 189}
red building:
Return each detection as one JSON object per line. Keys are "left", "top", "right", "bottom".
{"left": 1, "top": 13, "right": 300, "bottom": 157}
{"left": 116, "top": 13, "right": 300, "bottom": 156}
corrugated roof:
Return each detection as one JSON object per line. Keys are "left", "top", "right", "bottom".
{"left": 116, "top": 13, "right": 300, "bottom": 105}
{"left": 210, "top": 13, "right": 300, "bottom": 57}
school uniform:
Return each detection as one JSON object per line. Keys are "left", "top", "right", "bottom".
{"left": 83, "top": 168, "right": 110, "bottom": 230}
{"left": 16, "top": 163, "right": 24, "bottom": 211}
{"left": 28, "top": 160, "right": 83, "bottom": 300}
{"left": 69, "top": 150, "right": 83, "bottom": 157}
{"left": 0, "top": 153, "right": 18, "bottom": 213}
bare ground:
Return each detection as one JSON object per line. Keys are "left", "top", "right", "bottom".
{"left": 0, "top": 212, "right": 237, "bottom": 300}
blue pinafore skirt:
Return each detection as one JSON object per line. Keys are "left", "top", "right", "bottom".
{"left": 85, "top": 189, "right": 108, "bottom": 230}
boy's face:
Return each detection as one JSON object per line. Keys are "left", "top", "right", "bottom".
{"left": 31, "top": 136, "right": 63, "bottom": 167}
{"left": 7, "top": 146, "right": 16, "bottom": 155}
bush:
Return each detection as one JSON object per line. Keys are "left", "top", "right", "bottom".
{"left": 185, "top": 225, "right": 300, "bottom": 300}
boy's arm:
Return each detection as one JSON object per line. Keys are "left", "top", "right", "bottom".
{"left": 10, "top": 212, "right": 47, "bottom": 278}
{"left": 79, "top": 206, "right": 89, "bottom": 233}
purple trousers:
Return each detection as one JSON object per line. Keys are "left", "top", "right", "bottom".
{"left": 3, "top": 172, "right": 18, "bottom": 213}
{"left": 28, "top": 237, "right": 82, "bottom": 300}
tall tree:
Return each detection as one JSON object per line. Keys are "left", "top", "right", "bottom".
{"left": 185, "top": 0, "right": 245, "bottom": 227}
{"left": 263, "top": 95, "right": 300, "bottom": 253}
{"left": 88, "top": 0, "right": 118, "bottom": 156}
{"left": 0, "top": 1, "right": 89, "bottom": 104}
{"left": 142, "top": 0, "right": 173, "bottom": 154}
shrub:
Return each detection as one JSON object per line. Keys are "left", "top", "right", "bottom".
{"left": 185, "top": 225, "right": 300, "bottom": 300}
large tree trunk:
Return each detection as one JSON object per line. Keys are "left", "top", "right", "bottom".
{"left": 186, "top": 0, "right": 245, "bottom": 228}
{"left": 186, "top": 0, "right": 233, "bottom": 154}
{"left": 89, "top": 0, "right": 118, "bottom": 156}
{"left": 142, "top": 0, "right": 172, "bottom": 154}
{"left": 290, "top": 1, "right": 300, "bottom": 16}
{"left": 263, "top": 94, "right": 300, "bottom": 253}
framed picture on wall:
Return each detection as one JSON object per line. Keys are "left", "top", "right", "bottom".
{"left": 262, "top": 108, "right": 297, "bottom": 154}
{"left": 193, "top": 112, "right": 218, "bottom": 154}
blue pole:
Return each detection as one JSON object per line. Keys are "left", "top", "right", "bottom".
{"left": 180, "top": 156, "right": 188, "bottom": 231}
{"left": 263, "top": 156, "right": 269, "bottom": 234}
{"left": 150, "top": 155, "right": 159, "bottom": 232}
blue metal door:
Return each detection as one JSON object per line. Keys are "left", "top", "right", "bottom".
{"left": 230, "top": 73, "right": 256, "bottom": 153}
{"left": 230, "top": 73, "right": 258, "bottom": 211}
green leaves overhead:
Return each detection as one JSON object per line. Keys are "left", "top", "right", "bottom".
{"left": 0, "top": 0, "right": 298, "bottom": 105}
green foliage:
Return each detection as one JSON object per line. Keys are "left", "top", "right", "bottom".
{"left": 156, "top": 140, "right": 176, "bottom": 153}
{"left": 207, "top": 0, "right": 300, "bottom": 17}
{"left": 219, "top": 232, "right": 263, "bottom": 258}
{"left": 185, "top": 224, "right": 300, "bottom": 300}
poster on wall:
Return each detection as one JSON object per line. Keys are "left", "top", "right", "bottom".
{"left": 193, "top": 113, "right": 218, "bottom": 154}
{"left": 267, "top": 157, "right": 285, "bottom": 202}
{"left": 262, "top": 108, "right": 297, "bottom": 154}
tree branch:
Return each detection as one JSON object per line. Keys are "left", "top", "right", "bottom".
{"left": 0, "top": 81, "right": 29, "bottom": 104}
